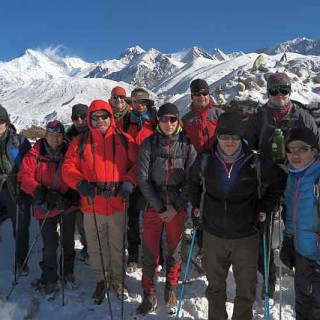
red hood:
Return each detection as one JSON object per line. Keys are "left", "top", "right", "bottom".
{"left": 87, "top": 99, "right": 115, "bottom": 132}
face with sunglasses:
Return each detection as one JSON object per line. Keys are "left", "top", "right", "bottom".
{"left": 286, "top": 140, "right": 317, "bottom": 169}
{"left": 71, "top": 114, "right": 87, "bottom": 128}
{"left": 45, "top": 126, "right": 64, "bottom": 150}
{"left": 217, "top": 133, "right": 241, "bottom": 156}
{"left": 158, "top": 114, "right": 179, "bottom": 136}
{"left": 268, "top": 85, "right": 291, "bottom": 109}
{"left": 132, "top": 99, "right": 148, "bottom": 115}
{"left": 192, "top": 91, "right": 210, "bottom": 109}
{"left": 110, "top": 95, "right": 127, "bottom": 114}
{"left": 90, "top": 110, "right": 111, "bottom": 134}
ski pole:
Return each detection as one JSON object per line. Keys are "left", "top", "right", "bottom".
{"left": 59, "top": 213, "right": 65, "bottom": 306}
{"left": 176, "top": 227, "right": 197, "bottom": 320}
{"left": 89, "top": 197, "right": 113, "bottom": 320}
{"left": 263, "top": 226, "right": 270, "bottom": 320}
{"left": 278, "top": 210, "right": 282, "bottom": 320}
{"left": 6, "top": 208, "right": 51, "bottom": 300}
{"left": 14, "top": 204, "right": 20, "bottom": 285}
{"left": 121, "top": 200, "right": 128, "bottom": 320}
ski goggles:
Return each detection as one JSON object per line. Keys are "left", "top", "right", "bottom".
{"left": 90, "top": 113, "right": 110, "bottom": 121}
{"left": 218, "top": 134, "right": 241, "bottom": 141}
{"left": 71, "top": 114, "right": 87, "bottom": 121}
{"left": 192, "top": 92, "right": 209, "bottom": 97}
{"left": 158, "top": 116, "right": 179, "bottom": 124}
{"left": 286, "top": 145, "right": 313, "bottom": 154}
{"left": 268, "top": 85, "right": 291, "bottom": 96}
{"left": 112, "top": 95, "right": 126, "bottom": 100}
{"left": 46, "top": 126, "right": 64, "bottom": 133}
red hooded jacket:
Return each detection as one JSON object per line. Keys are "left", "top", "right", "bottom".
{"left": 62, "top": 100, "right": 137, "bottom": 216}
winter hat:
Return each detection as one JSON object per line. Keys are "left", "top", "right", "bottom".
{"left": 46, "top": 120, "right": 65, "bottom": 134}
{"left": 190, "top": 79, "right": 210, "bottom": 94}
{"left": 71, "top": 104, "right": 88, "bottom": 118}
{"left": 267, "top": 73, "right": 291, "bottom": 91}
{"left": 130, "top": 88, "right": 154, "bottom": 107}
{"left": 157, "top": 103, "right": 179, "bottom": 118}
{"left": 111, "top": 86, "right": 127, "bottom": 97}
{"left": 286, "top": 127, "right": 318, "bottom": 150}
{"left": 216, "top": 109, "right": 244, "bottom": 138}
{"left": 0, "top": 105, "right": 9, "bottom": 122}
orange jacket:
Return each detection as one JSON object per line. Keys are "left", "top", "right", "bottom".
{"left": 62, "top": 100, "right": 137, "bottom": 216}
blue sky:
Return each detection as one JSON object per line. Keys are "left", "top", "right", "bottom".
{"left": 1, "top": 0, "right": 319, "bottom": 62}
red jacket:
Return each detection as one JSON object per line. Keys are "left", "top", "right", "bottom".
{"left": 18, "top": 139, "right": 70, "bottom": 220}
{"left": 62, "top": 100, "right": 137, "bottom": 216}
{"left": 181, "top": 101, "right": 223, "bottom": 153}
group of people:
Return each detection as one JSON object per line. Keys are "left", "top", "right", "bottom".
{"left": 0, "top": 72, "right": 320, "bottom": 319}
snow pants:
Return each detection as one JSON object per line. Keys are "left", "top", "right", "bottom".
{"left": 141, "top": 208, "right": 186, "bottom": 295}
{"left": 203, "top": 231, "right": 259, "bottom": 320}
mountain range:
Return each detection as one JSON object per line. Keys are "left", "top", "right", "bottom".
{"left": 1, "top": 37, "right": 320, "bottom": 130}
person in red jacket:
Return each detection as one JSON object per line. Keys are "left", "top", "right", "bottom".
{"left": 62, "top": 99, "right": 137, "bottom": 303}
{"left": 18, "top": 120, "right": 78, "bottom": 299}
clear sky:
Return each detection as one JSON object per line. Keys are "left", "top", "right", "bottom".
{"left": 1, "top": 0, "right": 319, "bottom": 62}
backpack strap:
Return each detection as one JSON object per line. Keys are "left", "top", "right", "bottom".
{"left": 313, "top": 176, "right": 320, "bottom": 233}
{"left": 78, "top": 130, "right": 89, "bottom": 161}
{"left": 252, "top": 151, "right": 262, "bottom": 200}
{"left": 199, "top": 153, "right": 209, "bottom": 216}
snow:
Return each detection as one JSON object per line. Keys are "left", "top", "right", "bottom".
{"left": 0, "top": 215, "right": 295, "bottom": 319}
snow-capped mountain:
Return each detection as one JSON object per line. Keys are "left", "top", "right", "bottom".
{"left": 1, "top": 38, "right": 320, "bottom": 131}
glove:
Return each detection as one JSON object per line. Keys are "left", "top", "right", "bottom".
{"left": 103, "top": 189, "right": 114, "bottom": 200}
{"left": 45, "top": 190, "right": 64, "bottom": 206}
{"left": 192, "top": 208, "right": 201, "bottom": 228}
{"left": 34, "top": 186, "right": 48, "bottom": 205}
{"left": 15, "top": 190, "right": 33, "bottom": 206}
{"left": 280, "top": 236, "right": 295, "bottom": 270}
{"left": 117, "top": 182, "right": 134, "bottom": 200}
{"left": 76, "top": 180, "right": 95, "bottom": 199}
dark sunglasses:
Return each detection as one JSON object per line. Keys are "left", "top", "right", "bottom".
{"left": 158, "top": 116, "right": 178, "bottom": 124}
{"left": 112, "top": 95, "right": 125, "bottom": 100}
{"left": 192, "top": 92, "right": 209, "bottom": 97}
{"left": 71, "top": 114, "right": 86, "bottom": 121}
{"left": 286, "top": 145, "right": 312, "bottom": 154}
{"left": 268, "top": 85, "right": 291, "bottom": 96}
{"left": 47, "top": 127, "right": 63, "bottom": 133}
{"left": 91, "top": 114, "right": 109, "bottom": 121}
{"left": 132, "top": 99, "right": 148, "bottom": 105}
{"left": 218, "top": 134, "right": 241, "bottom": 141}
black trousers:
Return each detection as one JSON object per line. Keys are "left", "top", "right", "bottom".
{"left": 39, "top": 213, "right": 76, "bottom": 284}
{"left": 295, "top": 252, "right": 320, "bottom": 320}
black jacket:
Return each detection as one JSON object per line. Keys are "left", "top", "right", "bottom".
{"left": 188, "top": 142, "right": 286, "bottom": 239}
{"left": 137, "top": 130, "right": 197, "bottom": 213}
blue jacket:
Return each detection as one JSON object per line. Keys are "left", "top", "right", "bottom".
{"left": 284, "top": 159, "right": 320, "bottom": 265}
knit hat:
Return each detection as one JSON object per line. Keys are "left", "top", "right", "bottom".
{"left": 157, "top": 103, "right": 179, "bottom": 118}
{"left": 267, "top": 73, "right": 291, "bottom": 91}
{"left": 71, "top": 104, "right": 88, "bottom": 118}
{"left": 190, "top": 79, "right": 210, "bottom": 94}
{"left": 286, "top": 127, "right": 318, "bottom": 150}
{"left": 216, "top": 109, "right": 244, "bottom": 137}
{"left": 46, "top": 120, "right": 65, "bottom": 134}
{"left": 111, "top": 86, "right": 126, "bottom": 97}
{"left": 0, "top": 105, "right": 9, "bottom": 122}
{"left": 129, "top": 88, "right": 154, "bottom": 107}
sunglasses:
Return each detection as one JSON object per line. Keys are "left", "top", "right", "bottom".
{"left": 158, "top": 116, "right": 178, "bottom": 124}
{"left": 286, "top": 145, "right": 312, "bottom": 154}
{"left": 218, "top": 134, "right": 241, "bottom": 141}
{"left": 112, "top": 95, "right": 125, "bottom": 100}
{"left": 132, "top": 99, "right": 148, "bottom": 105}
{"left": 268, "top": 85, "right": 291, "bottom": 96}
{"left": 91, "top": 114, "right": 109, "bottom": 121}
{"left": 71, "top": 114, "right": 86, "bottom": 121}
{"left": 47, "top": 127, "right": 63, "bottom": 133}
{"left": 192, "top": 92, "right": 209, "bottom": 97}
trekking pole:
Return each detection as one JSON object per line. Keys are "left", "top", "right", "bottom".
{"left": 89, "top": 197, "right": 113, "bottom": 320}
{"left": 278, "top": 210, "right": 282, "bottom": 320}
{"left": 176, "top": 227, "right": 197, "bottom": 320}
{"left": 59, "top": 213, "right": 65, "bottom": 306}
{"left": 262, "top": 225, "right": 270, "bottom": 320}
{"left": 121, "top": 200, "right": 128, "bottom": 320}
{"left": 6, "top": 208, "right": 51, "bottom": 300}
{"left": 13, "top": 204, "right": 20, "bottom": 285}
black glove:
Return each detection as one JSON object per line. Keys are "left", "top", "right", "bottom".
{"left": 280, "top": 236, "right": 295, "bottom": 270}
{"left": 45, "top": 190, "right": 64, "bottom": 207}
{"left": 34, "top": 186, "right": 48, "bottom": 205}
{"left": 15, "top": 190, "right": 32, "bottom": 206}
{"left": 191, "top": 208, "right": 201, "bottom": 228}
{"left": 76, "top": 180, "right": 95, "bottom": 199}
{"left": 117, "top": 182, "right": 134, "bottom": 200}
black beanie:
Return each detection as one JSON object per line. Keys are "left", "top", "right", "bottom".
{"left": 0, "top": 105, "right": 9, "bottom": 122}
{"left": 190, "top": 79, "right": 210, "bottom": 94}
{"left": 71, "top": 103, "right": 88, "bottom": 118}
{"left": 216, "top": 109, "right": 244, "bottom": 137}
{"left": 157, "top": 103, "right": 179, "bottom": 118}
{"left": 286, "top": 127, "right": 318, "bottom": 150}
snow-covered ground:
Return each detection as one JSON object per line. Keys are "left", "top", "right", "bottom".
{"left": 0, "top": 215, "right": 295, "bottom": 319}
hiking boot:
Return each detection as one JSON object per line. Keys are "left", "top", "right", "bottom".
{"left": 78, "top": 246, "right": 89, "bottom": 261}
{"left": 44, "top": 282, "right": 57, "bottom": 300}
{"left": 17, "top": 263, "right": 30, "bottom": 277}
{"left": 63, "top": 274, "right": 79, "bottom": 290}
{"left": 92, "top": 280, "right": 107, "bottom": 304}
{"left": 136, "top": 292, "right": 157, "bottom": 316}
{"left": 127, "top": 262, "right": 138, "bottom": 273}
{"left": 164, "top": 287, "right": 178, "bottom": 314}
{"left": 113, "top": 284, "right": 129, "bottom": 301}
